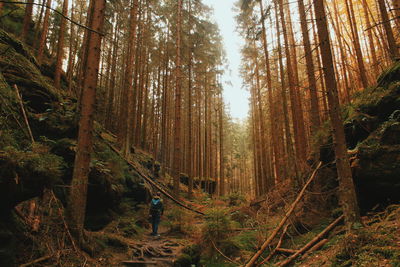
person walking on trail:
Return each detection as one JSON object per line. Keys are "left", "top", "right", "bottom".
{"left": 149, "top": 192, "right": 164, "bottom": 236}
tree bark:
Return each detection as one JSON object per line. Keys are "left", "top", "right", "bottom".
{"left": 66, "top": 0, "right": 105, "bottom": 245}
{"left": 314, "top": 0, "right": 361, "bottom": 229}
{"left": 297, "top": 0, "right": 321, "bottom": 137}
{"left": 377, "top": 0, "right": 399, "bottom": 59}
{"left": 344, "top": 0, "right": 369, "bottom": 88}
{"left": 173, "top": 0, "right": 183, "bottom": 195}
{"left": 21, "top": 0, "right": 34, "bottom": 40}
{"left": 37, "top": 0, "right": 51, "bottom": 63}
{"left": 54, "top": 0, "right": 69, "bottom": 89}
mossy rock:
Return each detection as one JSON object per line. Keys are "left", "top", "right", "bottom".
{"left": 0, "top": 29, "right": 60, "bottom": 113}
{"left": 0, "top": 145, "right": 63, "bottom": 212}
{"left": 377, "top": 61, "right": 400, "bottom": 87}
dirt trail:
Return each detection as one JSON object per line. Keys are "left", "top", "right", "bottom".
{"left": 121, "top": 226, "right": 185, "bottom": 267}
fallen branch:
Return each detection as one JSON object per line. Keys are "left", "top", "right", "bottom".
{"left": 257, "top": 224, "right": 289, "bottom": 266}
{"left": 275, "top": 248, "right": 298, "bottom": 254}
{"left": 301, "top": 238, "right": 329, "bottom": 260}
{"left": 277, "top": 215, "right": 344, "bottom": 266}
{"left": 105, "top": 143, "right": 205, "bottom": 216}
{"left": 211, "top": 240, "right": 241, "bottom": 265}
{"left": 244, "top": 161, "right": 323, "bottom": 267}
{"left": 14, "top": 84, "right": 34, "bottom": 143}
{"left": 19, "top": 253, "right": 54, "bottom": 267}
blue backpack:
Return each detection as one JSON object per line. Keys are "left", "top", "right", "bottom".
{"left": 150, "top": 198, "right": 163, "bottom": 216}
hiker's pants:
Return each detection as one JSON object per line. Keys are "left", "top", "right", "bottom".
{"left": 151, "top": 215, "right": 160, "bottom": 234}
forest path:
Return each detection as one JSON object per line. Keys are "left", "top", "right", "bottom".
{"left": 120, "top": 225, "right": 186, "bottom": 266}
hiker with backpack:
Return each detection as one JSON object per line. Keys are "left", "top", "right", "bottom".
{"left": 149, "top": 192, "right": 164, "bottom": 236}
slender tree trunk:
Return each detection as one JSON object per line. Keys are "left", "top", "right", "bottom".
{"left": 218, "top": 92, "right": 224, "bottom": 196}
{"left": 344, "top": 0, "right": 369, "bottom": 88}
{"left": 120, "top": 0, "right": 139, "bottom": 157}
{"left": 314, "top": 0, "right": 361, "bottom": 229}
{"left": 274, "top": 0, "right": 295, "bottom": 180}
{"left": 54, "top": 0, "right": 69, "bottom": 89}
{"left": 187, "top": 0, "right": 194, "bottom": 197}
{"left": 173, "top": 0, "right": 183, "bottom": 195}
{"left": 360, "top": 0, "right": 379, "bottom": 76}
{"left": 277, "top": 0, "right": 304, "bottom": 174}
{"left": 297, "top": 0, "right": 321, "bottom": 138}
{"left": 37, "top": 0, "right": 52, "bottom": 63}
{"left": 67, "top": 0, "right": 106, "bottom": 244}
{"left": 377, "top": 0, "right": 399, "bottom": 59}
{"left": 21, "top": 0, "right": 34, "bottom": 40}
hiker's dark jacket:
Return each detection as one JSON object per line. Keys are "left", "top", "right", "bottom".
{"left": 150, "top": 197, "right": 164, "bottom": 217}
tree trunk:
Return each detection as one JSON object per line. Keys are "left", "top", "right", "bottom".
{"left": 344, "top": 0, "right": 369, "bottom": 88}
{"left": 314, "top": 0, "right": 361, "bottom": 229}
{"left": 21, "top": 0, "right": 34, "bottom": 40}
{"left": 377, "top": 0, "right": 399, "bottom": 59}
{"left": 54, "top": 0, "right": 69, "bottom": 89}
{"left": 37, "top": 0, "right": 52, "bottom": 63}
{"left": 297, "top": 0, "right": 321, "bottom": 137}
{"left": 66, "top": 0, "right": 106, "bottom": 244}
{"left": 173, "top": 0, "right": 183, "bottom": 195}
{"left": 120, "top": 0, "right": 139, "bottom": 157}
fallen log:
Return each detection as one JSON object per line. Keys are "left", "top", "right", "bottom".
{"left": 105, "top": 142, "right": 205, "bottom": 216}
{"left": 244, "top": 161, "right": 323, "bottom": 267}
{"left": 277, "top": 215, "right": 344, "bottom": 266}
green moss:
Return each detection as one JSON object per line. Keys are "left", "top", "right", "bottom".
{"left": 2, "top": 144, "right": 63, "bottom": 184}
{"left": 0, "top": 30, "right": 60, "bottom": 107}
{"left": 377, "top": 61, "right": 400, "bottom": 87}
{"left": 333, "top": 228, "right": 400, "bottom": 267}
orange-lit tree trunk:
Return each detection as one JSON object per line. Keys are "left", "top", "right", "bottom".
{"left": 377, "top": 0, "right": 399, "bottom": 59}
{"left": 361, "top": 0, "right": 379, "bottom": 76}
{"left": 277, "top": 0, "right": 304, "bottom": 173}
{"left": 274, "top": 0, "right": 295, "bottom": 180}
{"left": 297, "top": 0, "right": 321, "bottom": 137}
{"left": 314, "top": 0, "right": 361, "bottom": 229}
{"left": 67, "top": 0, "right": 106, "bottom": 244}
{"left": 344, "top": 0, "right": 369, "bottom": 88}
{"left": 37, "top": 0, "right": 52, "bottom": 63}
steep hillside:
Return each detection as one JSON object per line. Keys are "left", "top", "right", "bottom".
{"left": 0, "top": 29, "right": 154, "bottom": 266}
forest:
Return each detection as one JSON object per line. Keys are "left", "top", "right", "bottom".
{"left": 0, "top": 0, "right": 399, "bottom": 266}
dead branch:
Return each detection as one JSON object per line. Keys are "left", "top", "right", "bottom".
{"left": 275, "top": 248, "right": 298, "bottom": 254}
{"left": 257, "top": 224, "right": 289, "bottom": 266}
{"left": 244, "top": 161, "right": 323, "bottom": 267}
{"left": 277, "top": 215, "right": 344, "bottom": 266}
{"left": 104, "top": 142, "right": 205, "bottom": 215}
{"left": 14, "top": 84, "right": 34, "bottom": 143}
{"left": 0, "top": 1, "right": 104, "bottom": 35}
{"left": 364, "top": 16, "right": 400, "bottom": 31}
{"left": 49, "top": 191, "right": 78, "bottom": 252}
{"left": 301, "top": 238, "right": 329, "bottom": 260}
{"left": 19, "top": 253, "right": 54, "bottom": 267}
{"left": 211, "top": 240, "right": 241, "bottom": 265}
